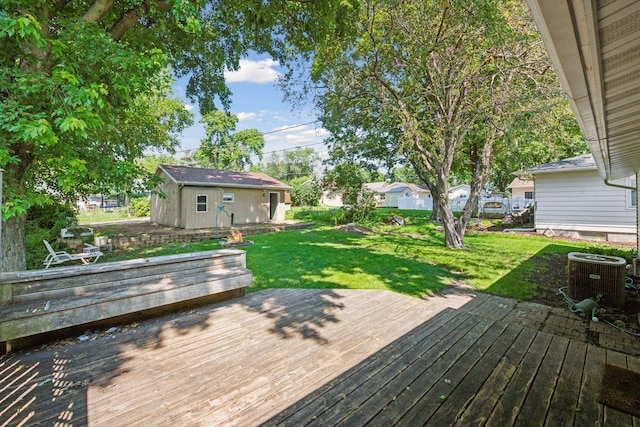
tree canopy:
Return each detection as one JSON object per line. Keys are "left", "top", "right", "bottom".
{"left": 0, "top": 0, "right": 359, "bottom": 270}
{"left": 194, "top": 111, "right": 264, "bottom": 171}
{"left": 251, "top": 147, "right": 321, "bottom": 182}
{"left": 294, "top": 0, "right": 577, "bottom": 248}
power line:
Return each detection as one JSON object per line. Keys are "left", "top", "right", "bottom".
{"left": 174, "top": 120, "right": 323, "bottom": 155}
{"left": 262, "top": 120, "right": 320, "bottom": 135}
{"left": 258, "top": 141, "right": 326, "bottom": 157}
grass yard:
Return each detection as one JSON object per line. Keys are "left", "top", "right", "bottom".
{"left": 78, "top": 208, "right": 133, "bottom": 224}
{"left": 102, "top": 208, "right": 636, "bottom": 300}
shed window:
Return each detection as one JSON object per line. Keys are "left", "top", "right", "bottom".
{"left": 196, "top": 195, "right": 208, "bottom": 212}
{"left": 524, "top": 191, "right": 533, "bottom": 200}
{"left": 223, "top": 193, "right": 234, "bottom": 203}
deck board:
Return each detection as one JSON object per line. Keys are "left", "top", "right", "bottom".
{"left": 1, "top": 288, "right": 639, "bottom": 426}
{"left": 544, "top": 340, "right": 587, "bottom": 427}
{"left": 454, "top": 326, "right": 538, "bottom": 426}
{"left": 265, "top": 310, "right": 466, "bottom": 427}
{"left": 426, "top": 324, "right": 524, "bottom": 426}
{"left": 515, "top": 335, "right": 569, "bottom": 426}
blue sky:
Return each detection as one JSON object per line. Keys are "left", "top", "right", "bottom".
{"left": 172, "top": 56, "right": 329, "bottom": 166}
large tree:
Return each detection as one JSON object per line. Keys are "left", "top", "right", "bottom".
{"left": 0, "top": 0, "right": 358, "bottom": 271}
{"left": 195, "top": 111, "right": 264, "bottom": 170}
{"left": 251, "top": 147, "right": 321, "bottom": 182}
{"left": 299, "top": 0, "right": 565, "bottom": 248}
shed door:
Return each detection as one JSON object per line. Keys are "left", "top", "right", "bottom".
{"left": 269, "top": 192, "right": 279, "bottom": 220}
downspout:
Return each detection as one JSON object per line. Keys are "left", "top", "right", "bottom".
{"left": 604, "top": 176, "right": 639, "bottom": 273}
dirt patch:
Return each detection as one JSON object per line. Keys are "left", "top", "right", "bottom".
{"left": 526, "top": 252, "right": 640, "bottom": 333}
{"left": 335, "top": 223, "right": 373, "bottom": 235}
{"left": 91, "top": 220, "right": 206, "bottom": 237}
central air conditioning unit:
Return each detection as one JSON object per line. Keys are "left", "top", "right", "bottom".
{"left": 567, "top": 252, "right": 627, "bottom": 309}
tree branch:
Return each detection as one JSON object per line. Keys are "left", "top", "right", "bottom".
{"left": 109, "top": 1, "right": 172, "bottom": 41}
{"left": 83, "top": 0, "right": 116, "bottom": 23}
{"left": 109, "top": 7, "right": 142, "bottom": 41}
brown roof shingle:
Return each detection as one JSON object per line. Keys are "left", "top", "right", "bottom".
{"left": 158, "top": 165, "right": 291, "bottom": 190}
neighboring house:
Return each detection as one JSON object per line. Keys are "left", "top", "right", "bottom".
{"left": 448, "top": 184, "right": 471, "bottom": 212}
{"left": 395, "top": 184, "right": 432, "bottom": 210}
{"left": 363, "top": 182, "right": 389, "bottom": 193}
{"left": 363, "top": 182, "right": 390, "bottom": 207}
{"left": 151, "top": 165, "right": 291, "bottom": 229}
{"left": 507, "top": 177, "right": 535, "bottom": 211}
{"left": 380, "top": 183, "right": 411, "bottom": 208}
{"left": 320, "top": 191, "right": 343, "bottom": 207}
{"left": 523, "top": 154, "right": 636, "bottom": 242}
{"left": 364, "top": 182, "right": 431, "bottom": 208}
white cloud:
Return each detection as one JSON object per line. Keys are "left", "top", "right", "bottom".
{"left": 237, "top": 112, "right": 257, "bottom": 122}
{"left": 224, "top": 59, "right": 281, "bottom": 84}
{"left": 184, "top": 104, "right": 194, "bottom": 112}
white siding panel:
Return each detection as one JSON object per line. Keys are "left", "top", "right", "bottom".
{"left": 534, "top": 170, "right": 636, "bottom": 232}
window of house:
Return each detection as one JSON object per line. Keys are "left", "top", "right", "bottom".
{"left": 628, "top": 176, "right": 637, "bottom": 208}
{"left": 223, "top": 193, "right": 235, "bottom": 203}
{"left": 524, "top": 191, "right": 534, "bottom": 200}
{"left": 196, "top": 194, "right": 208, "bottom": 212}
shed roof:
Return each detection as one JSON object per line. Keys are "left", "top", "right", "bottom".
{"left": 158, "top": 165, "right": 292, "bottom": 190}
{"left": 525, "top": 154, "right": 596, "bottom": 175}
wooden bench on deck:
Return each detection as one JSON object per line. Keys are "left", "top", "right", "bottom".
{"left": 0, "top": 249, "right": 251, "bottom": 353}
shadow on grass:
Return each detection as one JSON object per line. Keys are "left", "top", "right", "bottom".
{"left": 245, "top": 227, "right": 454, "bottom": 298}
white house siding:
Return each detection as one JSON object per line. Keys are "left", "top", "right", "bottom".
{"left": 321, "top": 191, "right": 343, "bottom": 207}
{"left": 398, "top": 195, "right": 434, "bottom": 210}
{"left": 383, "top": 192, "right": 401, "bottom": 208}
{"left": 534, "top": 170, "right": 636, "bottom": 241}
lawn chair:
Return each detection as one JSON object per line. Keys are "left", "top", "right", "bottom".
{"left": 43, "top": 240, "right": 103, "bottom": 269}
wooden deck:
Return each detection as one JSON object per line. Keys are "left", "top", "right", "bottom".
{"left": 1, "top": 288, "right": 639, "bottom": 426}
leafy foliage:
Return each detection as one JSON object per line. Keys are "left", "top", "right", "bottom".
{"left": 194, "top": 111, "right": 264, "bottom": 170}
{"left": 251, "top": 147, "right": 321, "bottom": 182}
{"left": 323, "top": 162, "right": 370, "bottom": 205}
{"left": 289, "top": 177, "right": 322, "bottom": 207}
{"left": 136, "top": 154, "right": 179, "bottom": 175}
{"left": 338, "top": 188, "right": 378, "bottom": 224}
{"left": 290, "top": 0, "right": 575, "bottom": 249}
{"left": 1, "top": 0, "right": 359, "bottom": 270}
{"left": 130, "top": 197, "right": 151, "bottom": 217}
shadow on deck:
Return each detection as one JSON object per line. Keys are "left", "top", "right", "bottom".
{"left": 1, "top": 288, "right": 639, "bottom": 426}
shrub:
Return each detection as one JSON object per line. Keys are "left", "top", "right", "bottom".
{"left": 130, "top": 197, "right": 150, "bottom": 217}
{"left": 290, "top": 178, "right": 322, "bottom": 206}
{"left": 339, "top": 188, "right": 377, "bottom": 224}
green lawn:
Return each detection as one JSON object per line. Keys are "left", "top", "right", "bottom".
{"left": 78, "top": 209, "right": 133, "bottom": 224}
{"left": 103, "top": 210, "right": 636, "bottom": 300}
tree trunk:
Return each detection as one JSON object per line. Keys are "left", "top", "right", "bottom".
{"left": 440, "top": 199, "right": 465, "bottom": 248}
{"left": 430, "top": 201, "right": 441, "bottom": 223}
{"left": 2, "top": 215, "right": 27, "bottom": 272}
